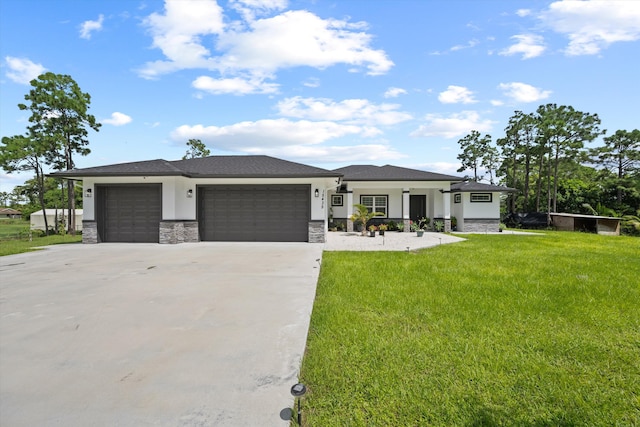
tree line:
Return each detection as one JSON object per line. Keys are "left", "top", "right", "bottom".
{"left": 1, "top": 72, "right": 211, "bottom": 233}
{"left": 2, "top": 74, "right": 638, "bottom": 235}
{"left": 456, "top": 104, "right": 639, "bottom": 225}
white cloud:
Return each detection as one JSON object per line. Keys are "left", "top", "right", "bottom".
{"left": 438, "top": 85, "right": 477, "bottom": 104}
{"left": 500, "top": 34, "right": 546, "bottom": 59}
{"left": 303, "top": 77, "right": 320, "bottom": 88}
{"left": 516, "top": 9, "right": 531, "bottom": 17}
{"left": 171, "top": 119, "right": 380, "bottom": 150}
{"left": 541, "top": 0, "right": 640, "bottom": 56}
{"left": 4, "top": 56, "right": 46, "bottom": 84}
{"left": 276, "top": 96, "right": 413, "bottom": 126}
{"left": 383, "top": 87, "right": 407, "bottom": 98}
{"left": 230, "top": 0, "right": 288, "bottom": 21}
{"left": 410, "top": 111, "right": 496, "bottom": 139}
{"left": 140, "top": 0, "right": 225, "bottom": 78}
{"left": 490, "top": 99, "right": 504, "bottom": 106}
{"left": 498, "top": 82, "right": 552, "bottom": 103}
{"left": 216, "top": 10, "right": 393, "bottom": 75}
{"left": 192, "top": 75, "right": 279, "bottom": 95}
{"left": 450, "top": 39, "right": 479, "bottom": 51}
{"left": 413, "top": 161, "right": 461, "bottom": 177}
{"left": 102, "top": 112, "right": 132, "bottom": 126}
{"left": 79, "top": 14, "right": 104, "bottom": 39}
{"left": 139, "top": 2, "right": 393, "bottom": 85}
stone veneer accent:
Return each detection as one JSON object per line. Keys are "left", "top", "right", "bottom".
{"left": 403, "top": 219, "right": 411, "bottom": 232}
{"left": 308, "top": 220, "right": 325, "bottom": 243}
{"left": 159, "top": 221, "right": 199, "bottom": 244}
{"left": 463, "top": 219, "right": 500, "bottom": 233}
{"left": 82, "top": 221, "right": 98, "bottom": 243}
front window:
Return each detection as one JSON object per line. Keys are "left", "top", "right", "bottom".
{"left": 360, "top": 195, "right": 387, "bottom": 217}
{"left": 470, "top": 193, "right": 492, "bottom": 202}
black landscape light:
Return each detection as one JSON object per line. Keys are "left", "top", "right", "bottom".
{"left": 290, "top": 383, "right": 307, "bottom": 425}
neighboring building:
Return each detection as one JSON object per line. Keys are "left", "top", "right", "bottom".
{"left": 0, "top": 208, "right": 22, "bottom": 219}
{"left": 50, "top": 155, "right": 514, "bottom": 244}
{"left": 30, "top": 209, "right": 84, "bottom": 232}
{"left": 550, "top": 213, "right": 621, "bottom": 235}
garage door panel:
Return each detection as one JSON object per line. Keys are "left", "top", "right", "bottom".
{"left": 199, "top": 185, "right": 309, "bottom": 242}
{"left": 97, "top": 185, "right": 161, "bottom": 243}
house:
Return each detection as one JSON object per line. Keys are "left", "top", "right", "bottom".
{"left": 50, "top": 155, "right": 514, "bottom": 244}
{"left": 30, "top": 209, "right": 84, "bottom": 232}
{"left": 0, "top": 208, "right": 22, "bottom": 219}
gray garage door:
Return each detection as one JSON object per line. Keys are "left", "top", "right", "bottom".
{"left": 96, "top": 184, "right": 162, "bottom": 243}
{"left": 199, "top": 185, "right": 310, "bottom": 242}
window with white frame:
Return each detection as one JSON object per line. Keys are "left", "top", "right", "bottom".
{"left": 360, "top": 195, "right": 387, "bottom": 217}
{"left": 470, "top": 193, "right": 492, "bottom": 202}
{"left": 454, "top": 193, "right": 461, "bottom": 203}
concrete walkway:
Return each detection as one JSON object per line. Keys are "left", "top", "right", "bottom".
{"left": 0, "top": 242, "right": 323, "bottom": 426}
{"left": 324, "top": 231, "right": 466, "bottom": 251}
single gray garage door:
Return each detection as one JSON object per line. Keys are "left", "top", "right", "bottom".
{"left": 199, "top": 185, "right": 310, "bottom": 242}
{"left": 96, "top": 184, "right": 162, "bottom": 243}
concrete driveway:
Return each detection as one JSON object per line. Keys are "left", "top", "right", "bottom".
{"left": 0, "top": 242, "right": 323, "bottom": 426}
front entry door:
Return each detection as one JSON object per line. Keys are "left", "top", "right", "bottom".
{"left": 410, "top": 195, "right": 426, "bottom": 222}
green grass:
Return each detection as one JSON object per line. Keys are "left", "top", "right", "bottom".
{"left": 0, "top": 219, "right": 31, "bottom": 239}
{"left": 0, "top": 219, "right": 82, "bottom": 256}
{"left": 300, "top": 232, "right": 640, "bottom": 426}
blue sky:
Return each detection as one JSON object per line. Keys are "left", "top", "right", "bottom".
{"left": 1, "top": 0, "right": 639, "bottom": 194}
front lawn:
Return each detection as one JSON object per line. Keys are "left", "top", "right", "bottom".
{"left": 299, "top": 232, "right": 640, "bottom": 426}
{"left": 0, "top": 219, "right": 82, "bottom": 256}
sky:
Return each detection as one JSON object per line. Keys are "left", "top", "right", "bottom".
{"left": 1, "top": 0, "right": 639, "bottom": 194}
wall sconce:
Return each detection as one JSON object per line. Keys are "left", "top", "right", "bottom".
{"left": 314, "top": 189, "right": 319, "bottom": 198}
{"left": 85, "top": 188, "right": 92, "bottom": 198}
{"left": 187, "top": 189, "right": 193, "bottom": 198}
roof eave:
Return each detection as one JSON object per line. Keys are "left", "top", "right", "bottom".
{"left": 188, "top": 173, "right": 343, "bottom": 179}
{"left": 47, "top": 171, "right": 190, "bottom": 179}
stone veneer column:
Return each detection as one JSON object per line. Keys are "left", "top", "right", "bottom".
{"left": 159, "top": 221, "right": 199, "bottom": 244}
{"left": 308, "top": 220, "right": 325, "bottom": 243}
{"left": 183, "top": 221, "right": 199, "bottom": 242}
{"left": 82, "top": 221, "right": 98, "bottom": 243}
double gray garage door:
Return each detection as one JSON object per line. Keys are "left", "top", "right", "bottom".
{"left": 199, "top": 185, "right": 310, "bottom": 242}
{"left": 96, "top": 184, "right": 310, "bottom": 242}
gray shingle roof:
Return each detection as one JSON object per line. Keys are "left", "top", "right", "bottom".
{"left": 50, "top": 156, "right": 341, "bottom": 179}
{"left": 334, "top": 165, "right": 463, "bottom": 181}
{"left": 172, "top": 156, "right": 340, "bottom": 177}
{"left": 51, "top": 159, "right": 185, "bottom": 177}
{"left": 451, "top": 181, "right": 517, "bottom": 192}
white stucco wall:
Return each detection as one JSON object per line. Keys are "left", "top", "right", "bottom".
{"left": 82, "top": 176, "right": 336, "bottom": 222}
{"left": 461, "top": 193, "right": 501, "bottom": 218}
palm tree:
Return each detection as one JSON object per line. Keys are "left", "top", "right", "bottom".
{"left": 349, "top": 203, "right": 384, "bottom": 235}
